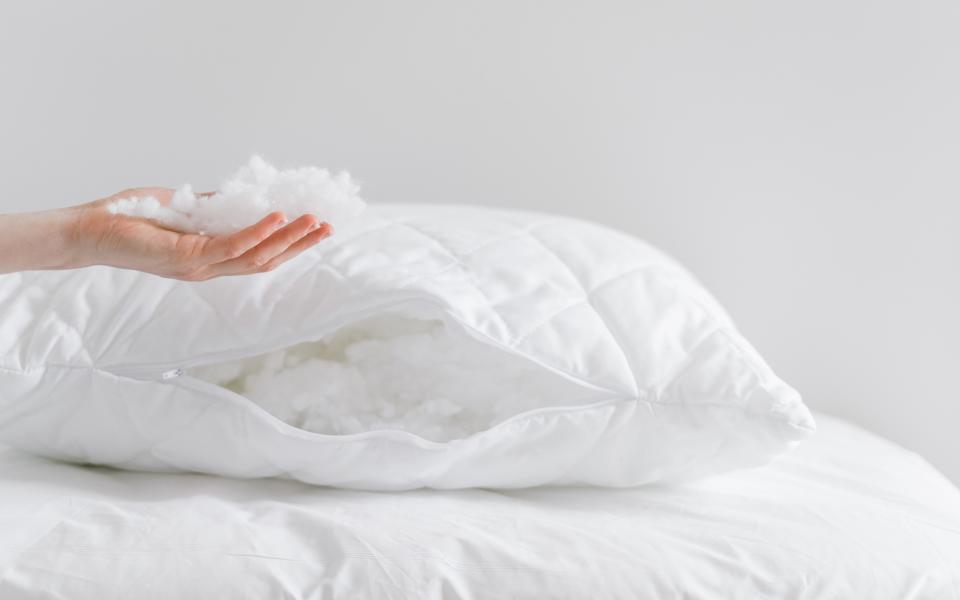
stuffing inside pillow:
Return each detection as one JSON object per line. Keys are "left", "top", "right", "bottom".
{"left": 188, "top": 314, "right": 590, "bottom": 441}
{"left": 107, "top": 155, "right": 366, "bottom": 234}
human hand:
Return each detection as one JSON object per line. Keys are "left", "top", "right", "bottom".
{"left": 0, "top": 188, "right": 333, "bottom": 280}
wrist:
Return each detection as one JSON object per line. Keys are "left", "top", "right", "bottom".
{"left": 56, "top": 204, "right": 102, "bottom": 269}
{"left": 39, "top": 208, "right": 83, "bottom": 270}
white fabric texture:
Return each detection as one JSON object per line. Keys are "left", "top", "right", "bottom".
{"left": 0, "top": 204, "right": 814, "bottom": 489}
{"left": 0, "top": 414, "right": 957, "bottom": 599}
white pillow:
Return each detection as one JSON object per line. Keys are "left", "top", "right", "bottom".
{"left": 0, "top": 204, "right": 814, "bottom": 490}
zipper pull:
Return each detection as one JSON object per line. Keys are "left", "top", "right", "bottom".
{"left": 160, "top": 368, "right": 184, "bottom": 381}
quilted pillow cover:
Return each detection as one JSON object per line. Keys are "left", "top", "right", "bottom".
{"left": 0, "top": 204, "right": 814, "bottom": 490}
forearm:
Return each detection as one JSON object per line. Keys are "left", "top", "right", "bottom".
{"left": 0, "top": 208, "right": 87, "bottom": 273}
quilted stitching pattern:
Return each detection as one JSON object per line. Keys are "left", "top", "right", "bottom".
{"left": 0, "top": 204, "right": 814, "bottom": 489}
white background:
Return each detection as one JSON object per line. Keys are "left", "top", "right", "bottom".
{"left": 2, "top": 1, "right": 958, "bottom": 483}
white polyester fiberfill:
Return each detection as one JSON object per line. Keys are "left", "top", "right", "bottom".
{"left": 107, "top": 155, "right": 365, "bottom": 235}
{"left": 189, "top": 316, "right": 587, "bottom": 442}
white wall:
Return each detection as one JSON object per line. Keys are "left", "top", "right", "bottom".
{"left": 2, "top": 1, "right": 958, "bottom": 482}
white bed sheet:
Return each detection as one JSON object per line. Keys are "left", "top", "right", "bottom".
{"left": 0, "top": 413, "right": 958, "bottom": 599}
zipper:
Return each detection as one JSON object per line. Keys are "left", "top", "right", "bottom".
{"left": 107, "top": 365, "right": 184, "bottom": 381}
{"left": 160, "top": 368, "right": 184, "bottom": 381}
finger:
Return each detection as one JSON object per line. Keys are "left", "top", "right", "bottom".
{"left": 259, "top": 222, "right": 333, "bottom": 272}
{"left": 200, "top": 211, "right": 288, "bottom": 263}
{"left": 206, "top": 214, "right": 321, "bottom": 276}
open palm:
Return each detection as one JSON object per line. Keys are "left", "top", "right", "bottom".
{"left": 74, "top": 187, "right": 333, "bottom": 280}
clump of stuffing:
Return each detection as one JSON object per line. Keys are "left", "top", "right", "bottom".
{"left": 108, "top": 155, "right": 365, "bottom": 235}
{"left": 189, "top": 316, "right": 586, "bottom": 442}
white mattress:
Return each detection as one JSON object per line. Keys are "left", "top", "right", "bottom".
{"left": 0, "top": 413, "right": 958, "bottom": 599}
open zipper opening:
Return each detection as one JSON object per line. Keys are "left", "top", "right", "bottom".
{"left": 103, "top": 299, "right": 633, "bottom": 443}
